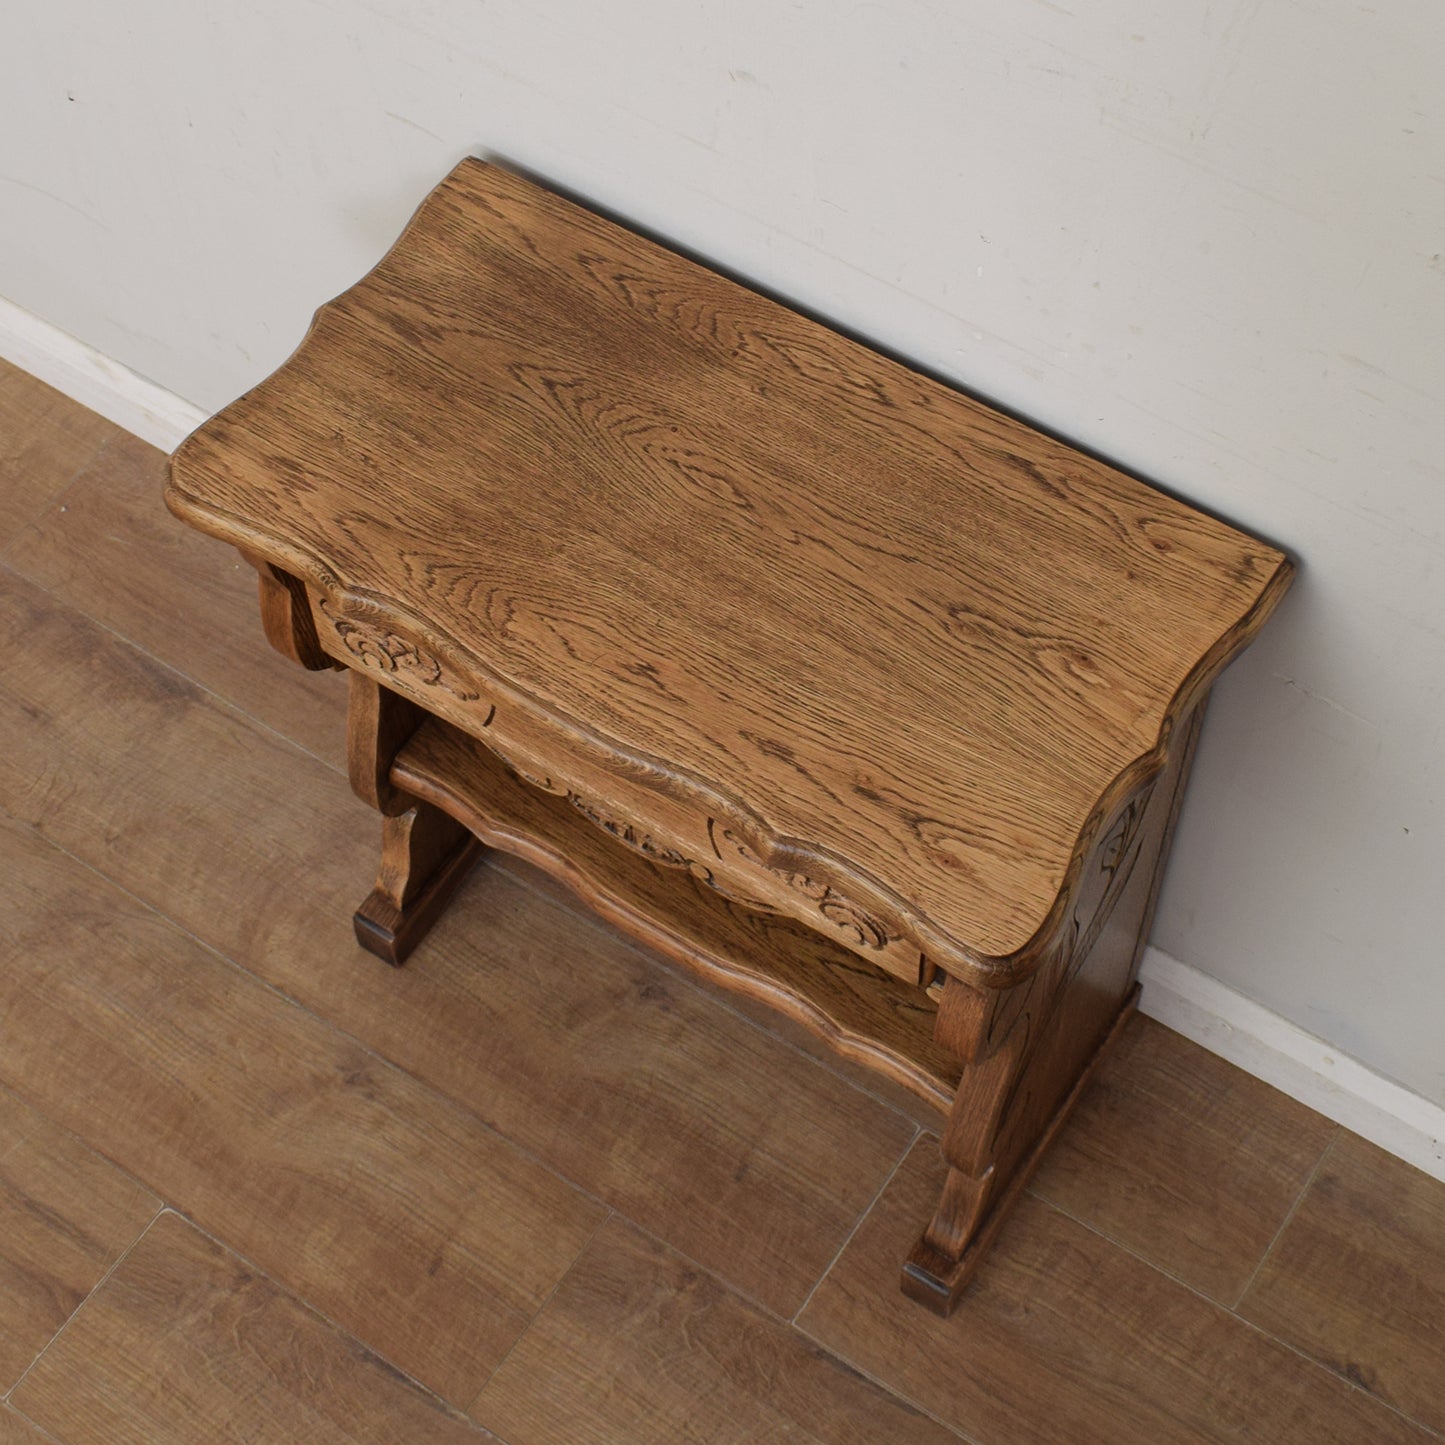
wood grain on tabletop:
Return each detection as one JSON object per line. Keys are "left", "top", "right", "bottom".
{"left": 0, "top": 808, "right": 604, "bottom": 1408}
{"left": 167, "top": 158, "right": 1291, "bottom": 971}
{"left": 5, "top": 427, "right": 347, "bottom": 769}
{"left": 12, "top": 1213, "right": 486, "bottom": 1444}
{"left": 1239, "top": 1131, "right": 1445, "bottom": 1434}
{"left": 0, "top": 567, "right": 916, "bottom": 1320}
{"left": 0, "top": 1086, "right": 158, "bottom": 1390}
{"left": 472, "top": 1215, "right": 960, "bottom": 1445}
{"left": 0, "top": 358, "right": 113, "bottom": 549}
{"left": 798, "top": 1138, "right": 1436, "bottom": 1445}
{"left": 1028, "top": 1014, "right": 1337, "bottom": 1305}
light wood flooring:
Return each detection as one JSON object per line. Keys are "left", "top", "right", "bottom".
{"left": 0, "top": 356, "right": 1442, "bottom": 1443}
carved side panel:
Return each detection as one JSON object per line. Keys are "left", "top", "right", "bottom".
{"left": 709, "top": 821, "right": 901, "bottom": 952}
{"left": 1056, "top": 785, "right": 1153, "bottom": 991}
{"left": 501, "top": 762, "right": 926, "bottom": 985}
{"left": 508, "top": 763, "right": 786, "bottom": 912}
{"left": 317, "top": 597, "right": 484, "bottom": 704}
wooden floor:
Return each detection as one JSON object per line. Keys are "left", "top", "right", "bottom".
{"left": 0, "top": 357, "right": 1441, "bottom": 1443}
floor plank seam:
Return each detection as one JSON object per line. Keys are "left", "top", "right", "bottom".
{"left": 0, "top": 769, "right": 947, "bottom": 1343}
{"left": 0, "top": 554, "right": 345, "bottom": 780}
{"left": 1028, "top": 1187, "right": 1287, "bottom": 1319}
{"left": 581, "top": 1200, "right": 980, "bottom": 1443}
{"left": 791, "top": 1313, "right": 983, "bottom": 1445}
{"left": 0, "top": 803, "right": 622, "bottom": 1234}
{"left": 0, "top": 1082, "right": 159, "bottom": 1215}
{"left": 1229, "top": 1299, "right": 1445, "bottom": 1441}
{"left": 1228, "top": 1131, "right": 1445, "bottom": 1441}
{"left": 464, "top": 1207, "right": 617, "bottom": 1421}
{"left": 0, "top": 702, "right": 948, "bottom": 1438}
{"left": 4, "top": 1203, "right": 167, "bottom": 1408}
{"left": 3, "top": 1404, "right": 68, "bottom": 1445}
{"left": 791, "top": 1125, "right": 922, "bottom": 1328}
{"left": 3, "top": 786, "right": 922, "bottom": 1346}
{"left": 603, "top": 1209, "right": 802, "bottom": 1327}
{"left": 1230, "top": 1128, "right": 1339, "bottom": 1311}
{"left": 1024, "top": 1183, "right": 1445, "bottom": 1438}
{"left": 163, "top": 1208, "right": 490, "bottom": 1430}
{"left": 0, "top": 429, "right": 117, "bottom": 564}
{"left": 794, "top": 1175, "right": 1443, "bottom": 1444}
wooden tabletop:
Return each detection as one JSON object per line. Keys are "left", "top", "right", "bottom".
{"left": 167, "top": 158, "right": 1290, "bottom": 976}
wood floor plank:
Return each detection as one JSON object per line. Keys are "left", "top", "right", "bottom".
{"left": 1239, "top": 1132, "right": 1445, "bottom": 1434}
{"left": 0, "top": 359, "right": 113, "bottom": 549}
{"left": 1027, "top": 1015, "right": 1337, "bottom": 1304}
{"left": 4, "top": 428, "right": 347, "bottom": 768}
{"left": 0, "top": 810, "right": 605, "bottom": 1407}
{"left": 12, "top": 1212, "right": 488, "bottom": 1444}
{"left": 0, "top": 1087, "right": 159, "bottom": 1390}
{"left": 798, "top": 1139, "right": 1435, "bottom": 1445}
{"left": 470, "top": 1215, "right": 959, "bottom": 1444}
{"left": 0, "top": 1408, "right": 49, "bottom": 1444}
{"left": 314, "top": 859, "right": 919, "bottom": 1317}
{"left": 0, "top": 566, "right": 916, "bottom": 1318}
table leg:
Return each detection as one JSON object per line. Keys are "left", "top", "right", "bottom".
{"left": 354, "top": 804, "right": 484, "bottom": 965}
{"left": 346, "top": 669, "right": 483, "bottom": 965}
{"left": 238, "top": 550, "right": 338, "bottom": 672}
{"left": 901, "top": 696, "right": 1207, "bottom": 1315}
{"left": 902, "top": 983, "right": 1139, "bottom": 1314}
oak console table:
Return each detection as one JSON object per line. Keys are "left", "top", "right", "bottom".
{"left": 166, "top": 159, "right": 1291, "bottom": 1315}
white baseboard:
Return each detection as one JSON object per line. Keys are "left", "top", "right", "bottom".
{"left": 1140, "top": 947, "right": 1445, "bottom": 1181}
{"left": 4, "top": 291, "right": 1442, "bottom": 1183}
{"left": 0, "top": 294, "right": 207, "bottom": 452}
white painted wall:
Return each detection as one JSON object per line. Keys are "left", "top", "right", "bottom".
{"left": 3, "top": 1, "right": 1442, "bottom": 1104}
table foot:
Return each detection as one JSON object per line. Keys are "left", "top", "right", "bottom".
{"left": 900, "top": 1239, "right": 981, "bottom": 1317}
{"left": 354, "top": 802, "right": 484, "bottom": 966}
{"left": 901, "top": 984, "right": 1141, "bottom": 1316}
